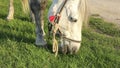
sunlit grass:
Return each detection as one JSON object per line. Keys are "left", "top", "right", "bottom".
{"left": 0, "top": 0, "right": 120, "bottom": 68}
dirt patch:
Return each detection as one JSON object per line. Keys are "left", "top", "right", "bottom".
{"left": 88, "top": 0, "right": 120, "bottom": 25}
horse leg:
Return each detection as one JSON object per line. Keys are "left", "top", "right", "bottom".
{"left": 29, "top": 0, "right": 46, "bottom": 46}
{"left": 7, "top": 0, "right": 14, "bottom": 20}
{"left": 40, "top": 10, "right": 45, "bottom": 36}
{"left": 30, "top": 10, "right": 35, "bottom": 23}
{"left": 40, "top": 0, "right": 47, "bottom": 36}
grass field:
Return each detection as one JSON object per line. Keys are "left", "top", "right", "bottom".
{"left": 0, "top": 0, "right": 120, "bottom": 68}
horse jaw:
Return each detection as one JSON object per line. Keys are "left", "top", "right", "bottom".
{"left": 59, "top": 29, "right": 81, "bottom": 54}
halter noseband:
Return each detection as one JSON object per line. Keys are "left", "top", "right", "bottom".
{"left": 63, "top": 36, "right": 81, "bottom": 43}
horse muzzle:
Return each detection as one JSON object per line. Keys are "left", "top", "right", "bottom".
{"left": 60, "top": 37, "right": 81, "bottom": 54}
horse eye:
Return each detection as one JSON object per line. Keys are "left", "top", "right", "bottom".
{"left": 69, "top": 17, "right": 78, "bottom": 22}
{"left": 70, "top": 17, "right": 73, "bottom": 20}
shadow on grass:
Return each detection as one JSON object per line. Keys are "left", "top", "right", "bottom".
{"left": 0, "top": 30, "right": 35, "bottom": 44}
{"left": 15, "top": 16, "right": 31, "bottom": 22}
{"left": 0, "top": 13, "right": 7, "bottom": 20}
{"left": 0, "top": 13, "right": 31, "bottom": 22}
{"left": 0, "top": 22, "right": 34, "bottom": 44}
{"left": 0, "top": 25, "right": 54, "bottom": 54}
{"left": 0, "top": 14, "right": 56, "bottom": 54}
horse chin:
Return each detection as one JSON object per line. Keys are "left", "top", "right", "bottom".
{"left": 60, "top": 41, "right": 81, "bottom": 54}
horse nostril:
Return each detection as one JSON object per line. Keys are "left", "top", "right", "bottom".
{"left": 69, "top": 46, "right": 79, "bottom": 54}
{"left": 61, "top": 45, "right": 68, "bottom": 54}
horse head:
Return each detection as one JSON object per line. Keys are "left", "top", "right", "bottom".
{"left": 48, "top": 0, "right": 87, "bottom": 55}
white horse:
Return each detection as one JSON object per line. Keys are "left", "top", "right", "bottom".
{"left": 48, "top": 0, "right": 88, "bottom": 54}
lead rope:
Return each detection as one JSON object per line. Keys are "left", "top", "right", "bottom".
{"left": 52, "top": 0, "right": 68, "bottom": 57}
{"left": 52, "top": 24, "right": 59, "bottom": 57}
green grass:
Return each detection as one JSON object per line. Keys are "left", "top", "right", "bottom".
{"left": 0, "top": 0, "right": 120, "bottom": 68}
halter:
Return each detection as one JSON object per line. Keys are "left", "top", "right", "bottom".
{"left": 53, "top": 0, "right": 68, "bottom": 24}
{"left": 50, "top": 0, "right": 81, "bottom": 57}
{"left": 63, "top": 36, "right": 81, "bottom": 43}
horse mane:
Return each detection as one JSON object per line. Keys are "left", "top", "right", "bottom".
{"left": 79, "top": 0, "right": 89, "bottom": 27}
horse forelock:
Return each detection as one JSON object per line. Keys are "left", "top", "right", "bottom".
{"left": 78, "top": 0, "right": 89, "bottom": 26}
{"left": 60, "top": 0, "right": 88, "bottom": 23}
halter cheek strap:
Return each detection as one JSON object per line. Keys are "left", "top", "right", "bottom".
{"left": 49, "top": 0, "right": 68, "bottom": 57}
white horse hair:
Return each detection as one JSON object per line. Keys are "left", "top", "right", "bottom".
{"left": 48, "top": 0, "right": 88, "bottom": 54}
